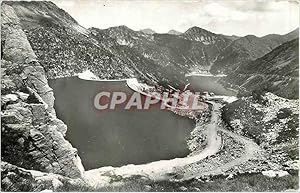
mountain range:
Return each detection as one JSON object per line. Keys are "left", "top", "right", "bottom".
{"left": 223, "top": 38, "right": 299, "bottom": 99}
{"left": 2, "top": 0, "right": 299, "bottom": 97}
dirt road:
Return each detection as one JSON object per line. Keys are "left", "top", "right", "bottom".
{"left": 84, "top": 101, "right": 261, "bottom": 187}
{"left": 181, "top": 101, "right": 262, "bottom": 180}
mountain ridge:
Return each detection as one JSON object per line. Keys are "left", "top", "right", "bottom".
{"left": 222, "top": 38, "right": 299, "bottom": 99}
{"left": 2, "top": 0, "right": 298, "bottom": 92}
{"left": 168, "top": 29, "right": 182, "bottom": 35}
{"left": 210, "top": 28, "right": 299, "bottom": 74}
{"left": 140, "top": 28, "right": 156, "bottom": 34}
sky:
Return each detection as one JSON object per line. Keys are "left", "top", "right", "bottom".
{"left": 52, "top": 0, "right": 299, "bottom": 36}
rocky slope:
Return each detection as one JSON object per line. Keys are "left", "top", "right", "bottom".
{"left": 222, "top": 92, "right": 299, "bottom": 169}
{"left": 222, "top": 38, "right": 299, "bottom": 99}
{"left": 1, "top": 3, "right": 85, "bottom": 190}
{"left": 211, "top": 28, "right": 299, "bottom": 74}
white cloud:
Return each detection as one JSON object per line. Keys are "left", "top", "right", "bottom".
{"left": 53, "top": 0, "right": 299, "bottom": 36}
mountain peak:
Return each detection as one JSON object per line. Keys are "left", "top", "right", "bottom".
{"left": 167, "top": 29, "right": 182, "bottom": 35}
{"left": 181, "top": 26, "right": 230, "bottom": 45}
{"left": 184, "top": 26, "right": 212, "bottom": 35}
{"left": 233, "top": 35, "right": 258, "bottom": 45}
{"left": 107, "top": 25, "right": 135, "bottom": 33}
{"left": 140, "top": 28, "right": 156, "bottom": 34}
{"left": 244, "top": 34, "right": 258, "bottom": 40}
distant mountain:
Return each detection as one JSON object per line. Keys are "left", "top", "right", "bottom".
{"left": 222, "top": 35, "right": 240, "bottom": 41}
{"left": 3, "top": 1, "right": 237, "bottom": 88}
{"left": 2, "top": 1, "right": 298, "bottom": 92}
{"left": 99, "top": 25, "right": 228, "bottom": 86}
{"left": 168, "top": 30, "right": 182, "bottom": 35}
{"left": 2, "top": 1, "right": 167, "bottom": 85}
{"left": 210, "top": 28, "right": 299, "bottom": 74}
{"left": 0, "top": 2, "right": 207, "bottom": 88}
{"left": 223, "top": 38, "right": 299, "bottom": 99}
{"left": 180, "top": 26, "right": 232, "bottom": 46}
{"left": 140, "top": 28, "right": 156, "bottom": 34}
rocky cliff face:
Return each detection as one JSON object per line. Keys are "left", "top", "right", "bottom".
{"left": 1, "top": 3, "right": 84, "bottom": 183}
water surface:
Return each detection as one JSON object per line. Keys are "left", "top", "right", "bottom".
{"left": 187, "top": 75, "right": 237, "bottom": 96}
{"left": 49, "top": 77, "right": 195, "bottom": 170}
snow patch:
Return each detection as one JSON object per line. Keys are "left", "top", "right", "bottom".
{"left": 117, "top": 39, "right": 133, "bottom": 47}
{"left": 3, "top": 94, "right": 18, "bottom": 102}
{"left": 143, "top": 53, "right": 152, "bottom": 59}
{"left": 72, "top": 24, "right": 89, "bottom": 36}
{"left": 223, "top": 96, "right": 238, "bottom": 103}
{"left": 262, "top": 170, "right": 289, "bottom": 178}
{"left": 40, "top": 190, "right": 53, "bottom": 192}
{"left": 77, "top": 70, "right": 99, "bottom": 80}
{"left": 126, "top": 78, "right": 154, "bottom": 93}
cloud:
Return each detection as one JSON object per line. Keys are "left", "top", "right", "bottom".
{"left": 53, "top": 0, "right": 299, "bottom": 36}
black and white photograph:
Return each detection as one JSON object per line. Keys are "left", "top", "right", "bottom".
{"left": 0, "top": 0, "right": 299, "bottom": 192}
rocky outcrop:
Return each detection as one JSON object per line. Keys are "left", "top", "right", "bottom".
{"left": 1, "top": 3, "right": 54, "bottom": 114}
{"left": 1, "top": 3, "right": 84, "bottom": 186}
{"left": 1, "top": 162, "right": 90, "bottom": 192}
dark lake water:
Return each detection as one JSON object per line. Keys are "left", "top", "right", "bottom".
{"left": 49, "top": 77, "right": 195, "bottom": 170}
{"left": 187, "top": 75, "right": 237, "bottom": 96}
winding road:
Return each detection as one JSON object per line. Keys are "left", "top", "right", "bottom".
{"left": 83, "top": 100, "right": 261, "bottom": 187}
